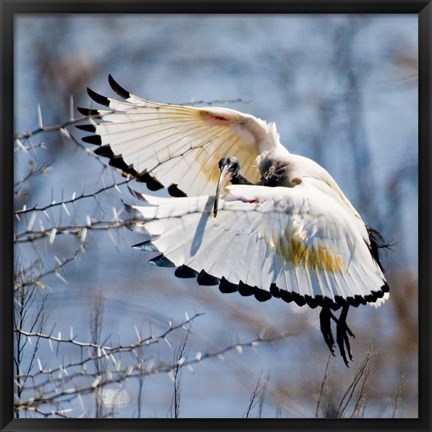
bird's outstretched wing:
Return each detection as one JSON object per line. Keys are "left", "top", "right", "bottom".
{"left": 78, "top": 75, "right": 282, "bottom": 197}
{"left": 126, "top": 181, "right": 389, "bottom": 309}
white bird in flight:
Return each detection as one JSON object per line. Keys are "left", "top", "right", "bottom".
{"left": 78, "top": 75, "right": 389, "bottom": 366}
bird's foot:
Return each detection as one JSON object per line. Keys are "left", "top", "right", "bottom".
{"left": 320, "top": 305, "right": 355, "bottom": 367}
{"left": 336, "top": 305, "right": 355, "bottom": 367}
{"left": 320, "top": 306, "right": 336, "bottom": 356}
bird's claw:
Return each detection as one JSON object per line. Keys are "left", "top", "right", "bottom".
{"left": 320, "top": 307, "right": 336, "bottom": 356}
{"left": 336, "top": 305, "right": 355, "bottom": 367}
{"left": 320, "top": 305, "right": 355, "bottom": 367}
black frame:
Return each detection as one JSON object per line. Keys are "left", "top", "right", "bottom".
{"left": 1, "top": 1, "right": 431, "bottom": 431}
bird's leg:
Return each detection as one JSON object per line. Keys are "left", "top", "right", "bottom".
{"left": 336, "top": 304, "right": 355, "bottom": 367}
{"left": 320, "top": 307, "right": 336, "bottom": 356}
{"left": 320, "top": 305, "right": 355, "bottom": 366}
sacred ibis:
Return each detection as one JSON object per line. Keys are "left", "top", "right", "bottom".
{"left": 77, "top": 75, "right": 389, "bottom": 366}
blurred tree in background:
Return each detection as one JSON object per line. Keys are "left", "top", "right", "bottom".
{"left": 14, "top": 14, "right": 418, "bottom": 418}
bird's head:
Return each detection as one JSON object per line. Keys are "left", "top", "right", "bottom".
{"left": 213, "top": 157, "right": 241, "bottom": 217}
{"left": 218, "top": 157, "right": 241, "bottom": 178}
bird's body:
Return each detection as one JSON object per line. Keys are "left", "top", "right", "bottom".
{"left": 78, "top": 76, "right": 389, "bottom": 366}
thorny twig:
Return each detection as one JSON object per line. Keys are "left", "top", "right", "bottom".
{"left": 15, "top": 314, "right": 292, "bottom": 416}
{"left": 14, "top": 219, "right": 135, "bottom": 244}
{"left": 336, "top": 347, "right": 373, "bottom": 418}
{"left": 15, "top": 179, "right": 129, "bottom": 216}
{"left": 15, "top": 116, "right": 93, "bottom": 142}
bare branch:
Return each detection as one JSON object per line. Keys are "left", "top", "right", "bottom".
{"left": 244, "top": 370, "right": 269, "bottom": 418}
{"left": 14, "top": 219, "right": 134, "bottom": 244}
{"left": 315, "top": 353, "right": 332, "bottom": 418}
{"left": 336, "top": 347, "right": 373, "bottom": 418}
{"left": 15, "top": 179, "right": 129, "bottom": 216}
{"left": 15, "top": 116, "right": 94, "bottom": 142}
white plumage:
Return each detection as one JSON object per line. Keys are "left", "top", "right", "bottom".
{"left": 78, "top": 75, "right": 389, "bottom": 366}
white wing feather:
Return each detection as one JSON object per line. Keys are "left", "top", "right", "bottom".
{"left": 81, "top": 77, "right": 282, "bottom": 197}
{"left": 127, "top": 181, "right": 388, "bottom": 307}
{"left": 80, "top": 78, "right": 388, "bottom": 309}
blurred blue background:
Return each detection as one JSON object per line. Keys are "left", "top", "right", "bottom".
{"left": 14, "top": 14, "right": 418, "bottom": 418}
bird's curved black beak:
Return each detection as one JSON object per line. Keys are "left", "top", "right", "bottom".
{"left": 213, "top": 162, "right": 233, "bottom": 217}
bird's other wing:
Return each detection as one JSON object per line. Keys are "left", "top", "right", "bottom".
{"left": 77, "top": 75, "right": 283, "bottom": 197}
{"left": 126, "top": 180, "right": 389, "bottom": 309}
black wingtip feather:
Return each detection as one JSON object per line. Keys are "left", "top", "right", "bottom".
{"left": 108, "top": 74, "right": 131, "bottom": 99}
{"left": 145, "top": 176, "right": 165, "bottom": 191}
{"left": 279, "top": 290, "right": 294, "bottom": 304}
{"left": 94, "top": 145, "right": 114, "bottom": 158}
{"left": 109, "top": 155, "right": 129, "bottom": 172}
{"left": 197, "top": 270, "right": 219, "bottom": 286}
{"left": 168, "top": 184, "right": 187, "bottom": 197}
{"left": 218, "top": 276, "right": 390, "bottom": 310}
{"left": 131, "top": 171, "right": 164, "bottom": 191}
{"left": 175, "top": 265, "right": 198, "bottom": 279}
{"left": 305, "top": 295, "right": 319, "bottom": 309}
{"left": 82, "top": 135, "right": 102, "bottom": 145}
{"left": 150, "top": 254, "right": 175, "bottom": 267}
{"left": 219, "top": 278, "right": 238, "bottom": 294}
{"left": 87, "top": 87, "right": 110, "bottom": 107}
{"left": 270, "top": 283, "right": 280, "bottom": 298}
{"left": 77, "top": 107, "right": 100, "bottom": 117}
{"left": 292, "top": 293, "right": 307, "bottom": 307}
{"left": 238, "top": 282, "right": 254, "bottom": 296}
{"left": 76, "top": 124, "right": 96, "bottom": 132}
{"left": 254, "top": 289, "right": 272, "bottom": 302}
{"left": 132, "top": 240, "right": 159, "bottom": 252}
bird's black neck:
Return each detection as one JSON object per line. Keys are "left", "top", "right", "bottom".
{"left": 231, "top": 172, "right": 252, "bottom": 185}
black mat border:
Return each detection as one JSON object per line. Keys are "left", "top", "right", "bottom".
{"left": 1, "top": 1, "right": 430, "bottom": 431}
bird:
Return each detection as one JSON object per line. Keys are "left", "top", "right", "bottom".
{"left": 77, "top": 75, "right": 390, "bottom": 367}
